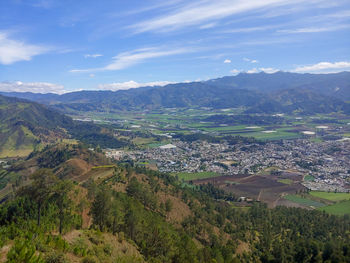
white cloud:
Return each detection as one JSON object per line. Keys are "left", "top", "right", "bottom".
{"left": 247, "top": 68, "right": 259, "bottom": 73}
{"left": 98, "top": 80, "right": 173, "bottom": 91}
{"left": 278, "top": 24, "right": 350, "bottom": 33}
{"left": 71, "top": 47, "right": 191, "bottom": 72}
{"left": 260, "top": 67, "right": 279, "bottom": 73}
{"left": 0, "top": 81, "right": 66, "bottom": 94}
{"left": 84, "top": 54, "right": 103, "bottom": 58}
{"left": 224, "top": 59, "right": 231, "bottom": 63}
{"left": 243, "top": 57, "right": 258, "bottom": 63}
{"left": 199, "top": 23, "right": 217, "bottom": 29}
{"left": 0, "top": 32, "right": 49, "bottom": 65}
{"left": 222, "top": 25, "right": 277, "bottom": 33}
{"left": 128, "top": 0, "right": 319, "bottom": 33}
{"left": 230, "top": 69, "right": 240, "bottom": 75}
{"left": 293, "top": 61, "right": 350, "bottom": 73}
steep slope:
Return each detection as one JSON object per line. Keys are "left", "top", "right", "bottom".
{"left": 0, "top": 95, "right": 74, "bottom": 157}
{"left": 0, "top": 95, "right": 126, "bottom": 158}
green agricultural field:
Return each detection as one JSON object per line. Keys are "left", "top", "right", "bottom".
{"left": 304, "top": 175, "right": 315, "bottom": 182}
{"left": 284, "top": 195, "right": 325, "bottom": 208}
{"left": 173, "top": 171, "right": 220, "bottom": 181}
{"left": 310, "top": 191, "right": 350, "bottom": 202}
{"left": 278, "top": 179, "right": 293, "bottom": 185}
{"left": 318, "top": 200, "right": 350, "bottom": 216}
{"left": 240, "top": 130, "right": 301, "bottom": 140}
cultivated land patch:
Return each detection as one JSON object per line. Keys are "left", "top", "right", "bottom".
{"left": 304, "top": 175, "right": 315, "bottom": 181}
{"left": 318, "top": 200, "right": 350, "bottom": 216}
{"left": 278, "top": 179, "right": 294, "bottom": 185}
{"left": 310, "top": 191, "right": 350, "bottom": 202}
{"left": 192, "top": 174, "right": 305, "bottom": 207}
{"left": 173, "top": 171, "right": 220, "bottom": 181}
{"left": 284, "top": 195, "right": 325, "bottom": 208}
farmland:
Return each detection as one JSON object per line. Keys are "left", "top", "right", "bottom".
{"left": 318, "top": 200, "right": 350, "bottom": 216}
{"left": 309, "top": 191, "right": 350, "bottom": 201}
{"left": 192, "top": 174, "right": 306, "bottom": 207}
{"left": 283, "top": 195, "right": 325, "bottom": 208}
{"left": 71, "top": 108, "right": 350, "bottom": 142}
{"left": 173, "top": 171, "right": 220, "bottom": 181}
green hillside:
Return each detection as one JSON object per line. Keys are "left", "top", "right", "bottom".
{"left": 0, "top": 95, "right": 72, "bottom": 157}
{"left": 0, "top": 95, "right": 126, "bottom": 158}
{"left": 0, "top": 143, "right": 349, "bottom": 262}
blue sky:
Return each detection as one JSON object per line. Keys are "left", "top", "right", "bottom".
{"left": 0, "top": 0, "right": 349, "bottom": 93}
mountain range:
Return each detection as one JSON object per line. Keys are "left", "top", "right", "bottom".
{"left": 1, "top": 72, "right": 350, "bottom": 114}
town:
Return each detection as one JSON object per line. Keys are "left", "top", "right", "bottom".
{"left": 106, "top": 138, "right": 350, "bottom": 192}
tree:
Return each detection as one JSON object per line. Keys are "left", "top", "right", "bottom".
{"left": 165, "top": 199, "right": 173, "bottom": 213}
{"left": 53, "top": 180, "right": 73, "bottom": 234}
{"left": 90, "top": 186, "right": 112, "bottom": 231}
{"left": 18, "top": 168, "right": 57, "bottom": 226}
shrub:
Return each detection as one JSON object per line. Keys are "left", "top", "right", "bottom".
{"left": 44, "top": 252, "right": 68, "bottom": 263}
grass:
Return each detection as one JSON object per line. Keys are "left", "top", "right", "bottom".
{"left": 310, "top": 137, "right": 323, "bottom": 143}
{"left": 304, "top": 175, "right": 315, "bottom": 182}
{"left": 240, "top": 130, "right": 301, "bottom": 140}
{"left": 173, "top": 171, "right": 220, "bottom": 181}
{"left": 310, "top": 191, "right": 350, "bottom": 202}
{"left": 146, "top": 142, "right": 171, "bottom": 148}
{"left": 318, "top": 200, "right": 350, "bottom": 216}
{"left": 284, "top": 195, "right": 325, "bottom": 208}
{"left": 278, "top": 179, "right": 293, "bottom": 185}
{"left": 92, "top": 165, "right": 116, "bottom": 169}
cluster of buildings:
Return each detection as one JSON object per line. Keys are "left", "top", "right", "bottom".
{"left": 105, "top": 138, "right": 350, "bottom": 192}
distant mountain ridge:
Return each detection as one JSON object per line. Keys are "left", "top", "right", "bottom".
{"left": 1, "top": 71, "right": 350, "bottom": 114}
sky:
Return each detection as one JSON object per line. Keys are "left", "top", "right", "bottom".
{"left": 0, "top": 0, "right": 349, "bottom": 93}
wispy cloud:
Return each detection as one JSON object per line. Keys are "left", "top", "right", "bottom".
{"left": 120, "top": 0, "right": 185, "bottom": 16}
{"left": 98, "top": 80, "right": 173, "bottom": 91}
{"left": 243, "top": 57, "right": 258, "bottom": 63}
{"left": 71, "top": 47, "right": 192, "bottom": 72}
{"left": 222, "top": 25, "right": 278, "bottom": 33}
{"left": 224, "top": 59, "right": 231, "bottom": 63}
{"left": 0, "top": 32, "right": 50, "bottom": 65}
{"left": 293, "top": 61, "right": 350, "bottom": 73}
{"left": 278, "top": 24, "right": 350, "bottom": 34}
{"left": 128, "top": 0, "right": 324, "bottom": 33}
{"left": 84, "top": 54, "right": 103, "bottom": 58}
{"left": 199, "top": 23, "right": 217, "bottom": 29}
{"left": 0, "top": 81, "right": 65, "bottom": 94}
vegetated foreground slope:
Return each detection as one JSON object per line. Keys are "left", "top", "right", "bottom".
{"left": 0, "top": 95, "right": 126, "bottom": 158}
{"left": 2, "top": 72, "right": 350, "bottom": 114}
{"left": 0, "top": 143, "right": 349, "bottom": 262}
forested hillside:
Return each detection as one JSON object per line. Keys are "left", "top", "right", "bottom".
{"left": 0, "top": 95, "right": 126, "bottom": 158}
{"left": 0, "top": 143, "right": 349, "bottom": 262}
